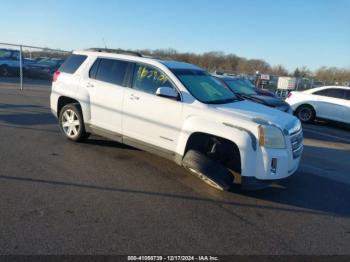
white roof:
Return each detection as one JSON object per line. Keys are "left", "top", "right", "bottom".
{"left": 303, "top": 85, "right": 350, "bottom": 94}
{"left": 73, "top": 50, "right": 201, "bottom": 71}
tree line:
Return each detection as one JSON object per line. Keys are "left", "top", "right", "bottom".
{"left": 137, "top": 49, "right": 350, "bottom": 84}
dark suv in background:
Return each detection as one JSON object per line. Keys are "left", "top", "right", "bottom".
{"left": 0, "top": 48, "right": 65, "bottom": 80}
{"left": 24, "top": 58, "right": 64, "bottom": 80}
{"left": 0, "top": 49, "right": 24, "bottom": 76}
{"left": 215, "top": 75, "right": 292, "bottom": 113}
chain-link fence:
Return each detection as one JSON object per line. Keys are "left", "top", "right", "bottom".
{"left": 0, "top": 43, "right": 70, "bottom": 90}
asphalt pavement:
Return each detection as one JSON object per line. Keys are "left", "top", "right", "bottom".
{"left": 0, "top": 83, "right": 350, "bottom": 255}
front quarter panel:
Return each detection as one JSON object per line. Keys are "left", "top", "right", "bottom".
{"left": 176, "top": 116, "right": 258, "bottom": 177}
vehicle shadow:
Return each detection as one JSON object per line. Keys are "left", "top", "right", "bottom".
{"left": 0, "top": 102, "right": 56, "bottom": 126}
{"left": 234, "top": 144, "right": 350, "bottom": 217}
{"left": 305, "top": 120, "right": 350, "bottom": 132}
{"left": 0, "top": 103, "right": 44, "bottom": 109}
{"left": 83, "top": 137, "right": 139, "bottom": 151}
{"left": 0, "top": 113, "right": 56, "bottom": 125}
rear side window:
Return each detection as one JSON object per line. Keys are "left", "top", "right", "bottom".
{"left": 95, "top": 58, "right": 130, "bottom": 86}
{"left": 89, "top": 59, "right": 100, "bottom": 79}
{"left": 59, "top": 54, "right": 87, "bottom": 74}
{"left": 314, "top": 88, "right": 345, "bottom": 99}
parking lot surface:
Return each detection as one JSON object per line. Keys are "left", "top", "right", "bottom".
{"left": 0, "top": 84, "right": 350, "bottom": 255}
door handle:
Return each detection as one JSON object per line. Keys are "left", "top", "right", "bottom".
{"left": 130, "top": 94, "right": 140, "bottom": 100}
{"left": 86, "top": 82, "right": 94, "bottom": 88}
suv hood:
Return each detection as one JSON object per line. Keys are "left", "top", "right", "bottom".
{"left": 211, "top": 100, "right": 297, "bottom": 131}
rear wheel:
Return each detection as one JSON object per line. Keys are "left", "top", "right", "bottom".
{"left": 59, "top": 104, "right": 89, "bottom": 142}
{"left": 182, "top": 150, "right": 233, "bottom": 191}
{"left": 0, "top": 65, "right": 9, "bottom": 77}
{"left": 296, "top": 105, "right": 315, "bottom": 123}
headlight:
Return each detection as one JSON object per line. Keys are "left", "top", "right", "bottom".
{"left": 258, "top": 125, "right": 286, "bottom": 149}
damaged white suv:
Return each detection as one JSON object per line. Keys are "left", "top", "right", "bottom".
{"left": 50, "top": 49, "right": 303, "bottom": 191}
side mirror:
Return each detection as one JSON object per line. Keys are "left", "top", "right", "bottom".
{"left": 156, "top": 87, "right": 179, "bottom": 100}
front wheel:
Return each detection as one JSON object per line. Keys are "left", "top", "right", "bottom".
{"left": 59, "top": 104, "right": 89, "bottom": 142}
{"left": 182, "top": 150, "right": 233, "bottom": 191}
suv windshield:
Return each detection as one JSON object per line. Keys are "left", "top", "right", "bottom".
{"left": 171, "top": 69, "right": 239, "bottom": 104}
{"left": 223, "top": 78, "right": 257, "bottom": 96}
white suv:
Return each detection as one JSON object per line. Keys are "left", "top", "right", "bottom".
{"left": 50, "top": 49, "right": 303, "bottom": 191}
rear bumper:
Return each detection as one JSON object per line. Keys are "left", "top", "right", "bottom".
{"left": 50, "top": 91, "right": 58, "bottom": 118}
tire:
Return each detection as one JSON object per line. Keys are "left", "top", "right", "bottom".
{"left": 182, "top": 150, "right": 233, "bottom": 191}
{"left": 296, "top": 105, "right": 315, "bottom": 123}
{"left": 59, "top": 103, "right": 89, "bottom": 142}
{"left": 0, "top": 65, "right": 9, "bottom": 77}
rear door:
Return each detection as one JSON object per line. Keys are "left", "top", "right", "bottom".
{"left": 84, "top": 58, "right": 132, "bottom": 134}
{"left": 313, "top": 88, "right": 346, "bottom": 122}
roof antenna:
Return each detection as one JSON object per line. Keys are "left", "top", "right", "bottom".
{"left": 102, "top": 38, "right": 108, "bottom": 49}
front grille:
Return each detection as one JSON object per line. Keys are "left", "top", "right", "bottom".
{"left": 290, "top": 129, "right": 303, "bottom": 159}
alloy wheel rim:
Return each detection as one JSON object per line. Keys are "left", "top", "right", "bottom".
{"left": 62, "top": 109, "right": 80, "bottom": 138}
{"left": 187, "top": 167, "right": 224, "bottom": 191}
{"left": 299, "top": 108, "right": 311, "bottom": 121}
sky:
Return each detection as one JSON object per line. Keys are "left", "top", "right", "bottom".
{"left": 0, "top": 0, "right": 349, "bottom": 71}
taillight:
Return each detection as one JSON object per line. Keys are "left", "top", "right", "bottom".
{"left": 53, "top": 71, "right": 61, "bottom": 82}
{"left": 287, "top": 92, "right": 292, "bottom": 98}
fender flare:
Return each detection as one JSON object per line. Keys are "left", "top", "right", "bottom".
{"left": 175, "top": 116, "right": 257, "bottom": 166}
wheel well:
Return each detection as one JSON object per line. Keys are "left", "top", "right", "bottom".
{"left": 184, "top": 132, "right": 241, "bottom": 173}
{"left": 57, "top": 96, "right": 80, "bottom": 117}
{"left": 295, "top": 103, "right": 316, "bottom": 116}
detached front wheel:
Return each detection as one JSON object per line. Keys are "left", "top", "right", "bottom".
{"left": 182, "top": 150, "right": 233, "bottom": 191}
{"left": 59, "top": 104, "right": 89, "bottom": 142}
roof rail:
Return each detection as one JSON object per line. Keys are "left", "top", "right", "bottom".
{"left": 86, "top": 48, "right": 143, "bottom": 57}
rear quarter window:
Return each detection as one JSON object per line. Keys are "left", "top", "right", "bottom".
{"left": 59, "top": 54, "right": 87, "bottom": 74}
{"left": 314, "top": 88, "right": 345, "bottom": 99}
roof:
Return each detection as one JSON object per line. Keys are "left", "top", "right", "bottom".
{"left": 303, "top": 85, "right": 350, "bottom": 93}
{"left": 0, "top": 48, "right": 18, "bottom": 52}
{"left": 75, "top": 49, "right": 203, "bottom": 71}
{"left": 158, "top": 60, "right": 203, "bottom": 70}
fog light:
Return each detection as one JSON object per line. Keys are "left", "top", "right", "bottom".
{"left": 271, "top": 158, "right": 277, "bottom": 174}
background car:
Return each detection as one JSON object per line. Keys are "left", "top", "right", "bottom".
{"left": 215, "top": 75, "right": 292, "bottom": 113}
{"left": 0, "top": 48, "right": 36, "bottom": 77}
{"left": 285, "top": 86, "right": 350, "bottom": 123}
{"left": 0, "top": 49, "right": 22, "bottom": 76}
{"left": 24, "top": 58, "right": 64, "bottom": 79}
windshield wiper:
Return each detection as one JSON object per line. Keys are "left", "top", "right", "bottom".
{"left": 206, "top": 98, "right": 241, "bottom": 104}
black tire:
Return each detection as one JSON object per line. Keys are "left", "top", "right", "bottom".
{"left": 296, "top": 104, "right": 315, "bottom": 123}
{"left": 182, "top": 150, "right": 233, "bottom": 191}
{"left": 59, "top": 103, "right": 89, "bottom": 142}
{"left": 0, "top": 65, "right": 9, "bottom": 77}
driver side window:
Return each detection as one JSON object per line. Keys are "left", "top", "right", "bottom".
{"left": 132, "top": 64, "right": 176, "bottom": 95}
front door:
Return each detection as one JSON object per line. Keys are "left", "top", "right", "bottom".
{"left": 122, "top": 63, "right": 183, "bottom": 152}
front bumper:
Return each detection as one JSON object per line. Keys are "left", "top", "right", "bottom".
{"left": 241, "top": 130, "right": 303, "bottom": 182}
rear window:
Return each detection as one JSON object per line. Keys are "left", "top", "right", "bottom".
{"left": 58, "top": 54, "right": 87, "bottom": 74}
{"left": 94, "top": 58, "right": 131, "bottom": 86}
